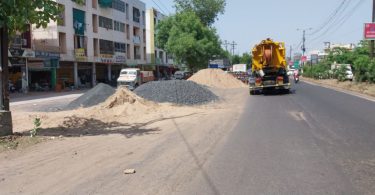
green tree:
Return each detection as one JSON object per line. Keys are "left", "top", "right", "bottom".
{"left": 231, "top": 55, "right": 241, "bottom": 64}
{"left": 0, "top": 0, "right": 84, "bottom": 35}
{"left": 156, "top": 11, "right": 222, "bottom": 71}
{"left": 240, "top": 52, "right": 252, "bottom": 66}
{"left": 174, "top": 0, "right": 226, "bottom": 26}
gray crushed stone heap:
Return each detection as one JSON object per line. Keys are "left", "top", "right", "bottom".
{"left": 134, "top": 80, "right": 218, "bottom": 105}
{"left": 66, "top": 83, "right": 116, "bottom": 109}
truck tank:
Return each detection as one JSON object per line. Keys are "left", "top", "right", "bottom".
{"left": 249, "top": 38, "right": 290, "bottom": 95}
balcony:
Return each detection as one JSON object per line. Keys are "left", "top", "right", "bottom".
{"left": 133, "top": 36, "right": 141, "bottom": 45}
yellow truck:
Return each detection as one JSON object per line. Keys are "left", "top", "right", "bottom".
{"left": 249, "top": 38, "right": 291, "bottom": 95}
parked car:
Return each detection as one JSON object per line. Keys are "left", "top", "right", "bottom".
{"left": 174, "top": 71, "right": 192, "bottom": 80}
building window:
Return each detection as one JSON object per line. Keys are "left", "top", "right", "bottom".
{"left": 92, "top": 0, "right": 97, "bottom": 9}
{"left": 112, "top": 0, "right": 125, "bottom": 12}
{"left": 126, "top": 3, "right": 129, "bottom": 19}
{"left": 99, "top": 16, "right": 113, "bottom": 30}
{"left": 99, "top": 39, "right": 114, "bottom": 54}
{"left": 73, "top": 8, "right": 86, "bottom": 35}
{"left": 114, "top": 42, "right": 126, "bottom": 53}
{"left": 92, "top": 14, "right": 98, "bottom": 33}
{"left": 59, "top": 32, "right": 67, "bottom": 53}
{"left": 114, "top": 21, "right": 125, "bottom": 32}
{"left": 57, "top": 4, "right": 65, "bottom": 26}
{"left": 94, "top": 38, "right": 99, "bottom": 56}
{"left": 126, "top": 24, "right": 130, "bottom": 40}
{"left": 142, "top": 11, "right": 145, "bottom": 25}
{"left": 74, "top": 35, "right": 87, "bottom": 49}
{"left": 72, "top": 0, "right": 86, "bottom": 5}
{"left": 133, "top": 7, "right": 140, "bottom": 23}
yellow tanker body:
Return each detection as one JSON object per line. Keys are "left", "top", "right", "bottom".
{"left": 249, "top": 38, "right": 290, "bottom": 95}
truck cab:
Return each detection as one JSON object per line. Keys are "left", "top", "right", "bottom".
{"left": 117, "top": 68, "right": 141, "bottom": 90}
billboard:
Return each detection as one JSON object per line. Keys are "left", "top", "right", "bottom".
{"left": 364, "top": 23, "right": 375, "bottom": 40}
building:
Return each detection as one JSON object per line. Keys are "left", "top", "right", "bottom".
{"left": 11, "top": 0, "right": 148, "bottom": 92}
{"left": 145, "top": 8, "right": 175, "bottom": 79}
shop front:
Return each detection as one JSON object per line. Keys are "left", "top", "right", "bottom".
{"left": 27, "top": 51, "right": 59, "bottom": 91}
{"left": 8, "top": 48, "right": 35, "bottom": 92}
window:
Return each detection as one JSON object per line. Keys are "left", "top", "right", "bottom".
{"left": 57, "top": 4, "right": 65, "bottom": 26}
{"left": 73, "top": 8, "right": 86, "bottom": 35}
{"left": 74, "top": 35, "right": 87, "bottom": 49}
{"left": 114, "top": 21, "right": 125, "bottom": 32}
{"left": 59, "top": 33, "right": 67, "bottom": 53}
{"left": 92, "top": 0, "right": 97, "bottom": 8}
{"left": 72, "top": 0, "right": 86, "bottom": 5}
{"left": 133, "top": 7, "right": 140, "bottom": 23}
{"left": 112, "top": 0, "right": 125, "bottom": 12}
{"left": 126, "top": 3, "right": 129, "bottom": 19}
{"left": 92, "top": 14, "right": 98, "bottom": 33}
{"left": 114, "top": 42, "right": 126, "bottom": 53}
{"left": 99, "top": 16, "right": 113, "bottom": 29}
{"left": 126, "top": 24, "right": 130, "bottom": 40}
{"left": 142, "top": 11, "right": 145, "bottom": 25}
{"left": 94, "top": 38, "right": 99, "bottom": 56}
{"left": 99, "top": 39, "right": 114, "bottom": 54}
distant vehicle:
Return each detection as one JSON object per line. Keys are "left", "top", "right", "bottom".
{"left": 249, "top": 38, "right": 290, "bottom": 95}
{"left": 331, "top": 63, "right": 354, "bottom": 81}
{"left": 287, "top": 68, "right": 295, "bottom": 76}
{"left": 174, "top": 71, "right": 192, "bottom": 80}
{"left": 232, "top": 64, "right": 247, "bottom": 73}
{"left": 117, "top": 68, "right": 154, "bottom": 90}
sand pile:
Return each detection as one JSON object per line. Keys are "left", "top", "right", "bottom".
{"left": 66, "top": 83, "right": 115, "bottom": 109}
{"left": 188, "top": 69, "right": 246, "bottom": 88}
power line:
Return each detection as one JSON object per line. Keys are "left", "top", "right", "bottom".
{"left": 151, "top": 0, "right": 168, "bottom": 15}
{"left": 155, "top": 0, "right": 172, "bottom": 15}
{"left": 307, "top": 0, "right": 349, "bottom": 36}
{"left": 230, "top": 41, "right": 237, "bottom": 56}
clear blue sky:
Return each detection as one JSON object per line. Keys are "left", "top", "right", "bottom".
{"left": 144, "top": 0, "right": 371, "bottom": 55}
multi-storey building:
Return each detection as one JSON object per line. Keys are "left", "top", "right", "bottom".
{"left": 12, "top": 0, "right": 147, "bottom": 91}
{"left": 145, "top": 8, "right": 174, "bottom": 78}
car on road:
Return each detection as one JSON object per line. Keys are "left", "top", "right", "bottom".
{"left": 174, "top": 71, "right": 192, "bottom": 80}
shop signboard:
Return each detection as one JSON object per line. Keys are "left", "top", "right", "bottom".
{"left": 97, "top": 54, "right": 114, "bottom": 64}
{"left": 75, "top": 48, "right": 87, "bottom": 61}
{"left": 22, "top": 49, "right": 35, "bottom": 58}
{"left": 9, "top": 57, "right": 26, "bottom": 66}
{"left": 35, "top": 51, "right": 60, "bottom": 59}
{"left": 9, "top": 48, "right": 24, "bottom": 57}
{"left": 114, "top": 52, "right": 126, "bottom": 64}
{"left": 364, "top": 23, "right": 375, "bottom": 40}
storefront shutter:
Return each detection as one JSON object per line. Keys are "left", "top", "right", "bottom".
{"left": 73, "top": 8, "right": 85, "bottom": 35}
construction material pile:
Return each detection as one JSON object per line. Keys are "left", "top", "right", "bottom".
{"left": 188, "top": 69, "right": 246, "bottom": 88}
{"left": 66, "top": 83, "right": 115, "bottom": 109}
{"left": 134, "top": 80, "right": 218, "bottom": 105}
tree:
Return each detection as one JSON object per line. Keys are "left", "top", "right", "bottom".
{"left": 240, "top": 53, "right": 252, "bottom": 66}
{"left": 174, "top": 0, "right": 226, "bottom": 26}
{"left": 0, "top": 0, "right": 82, "bottom": 35}
{"left": 231, "top": 55, "right": 241, "bottom": 64}
{"left": 156, "top": 11, "right": 223, "bottom": 71}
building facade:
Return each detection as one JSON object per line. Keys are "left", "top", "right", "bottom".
{"left": 145, "top": 8, "right": 175, "bottom": 79}
{"left": 11, "top": 0, "right": 148, "bottom": 92}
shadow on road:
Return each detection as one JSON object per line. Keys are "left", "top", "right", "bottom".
{"left": 29, "top": 113, "right": 198, "bottom": 139}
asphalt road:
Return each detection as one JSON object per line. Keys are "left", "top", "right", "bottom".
{"left": 181, "top": 81, "right": 375, "bottom": 194}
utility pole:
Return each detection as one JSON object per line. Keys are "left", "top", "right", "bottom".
{"left": 297, "top": 28, "right": 312, "bottom": 68}
{"left": 230, "top": 41, "right": 237, "bottom": 56}
{"left": 222, "top": 40, "right": 229, "bottom": 52}
{"left": 289, "top": 45, "right": 293, "bottom": 62}
{"left": 371, "top": 0, "right": 375, "bottom": 59}
{"left": 0, "top": 26, "right": 13, "bottom": 135}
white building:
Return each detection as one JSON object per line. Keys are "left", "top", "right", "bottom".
{"left": 145, "top": 8, "right": 175, "bottom": 78}
{"left": 30, "top": 0, "right": 147, "bottom": 89}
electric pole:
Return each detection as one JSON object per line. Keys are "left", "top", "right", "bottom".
{"left": 297, "top": 28, "right": 312, "bottom": 68}
{"left": 289, "top": 45, "right": 293, "bottom": 62}
{"left": 230, "top": 41, "right": 237, "bottom": 56}
{"left": 223, "top": 40, "right": 229, "bottom": 52}
{"left": 371, "top": 0, "right": 375, "bottom": 59}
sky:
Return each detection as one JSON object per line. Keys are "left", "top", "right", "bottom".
{"left": 144, "top": 0, "right": 372, "bottom": 55}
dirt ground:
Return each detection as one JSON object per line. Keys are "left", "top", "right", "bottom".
{"left": 0, "top": 87, "right": 248, "bottom": 194}
{"left": 302, "top": 77, "right": 375, "bottom": 98}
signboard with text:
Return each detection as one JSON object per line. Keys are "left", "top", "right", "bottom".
{"left": 364, "top": 23, "right": 375, "bottom": 40}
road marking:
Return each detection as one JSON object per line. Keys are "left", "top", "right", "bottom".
{"left": 302, "top": 80, "right": 375, "bottom": 103}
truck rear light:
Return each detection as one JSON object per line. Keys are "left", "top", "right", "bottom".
{"left": 255, "top": 78, "right": 262, "bottom": 85}
{"left": 277, "top": 76, "right": 284, "bottom": 85}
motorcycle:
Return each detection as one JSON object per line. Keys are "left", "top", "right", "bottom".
{"left": 293, "top": 74, "right": 299, "bottom": 83}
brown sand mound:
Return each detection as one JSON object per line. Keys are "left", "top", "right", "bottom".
{"left": 104, "top": 87, "right": 144, "bottom": 108}
{"left": 188, "top": 69, "right": 246, "bottom": 88}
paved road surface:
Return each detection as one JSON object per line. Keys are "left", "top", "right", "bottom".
{"left": 182, "top": 81, "right": 375, "bottom": 194}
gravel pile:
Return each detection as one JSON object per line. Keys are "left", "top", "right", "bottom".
{"left": 66, "top": 83, "right": 116, "bottom": 109}
{"left": 134, "top": 80, "right": 218, "bottom": 105}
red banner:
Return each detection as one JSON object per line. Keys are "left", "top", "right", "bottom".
{"left": 364, "top": 23, "right": 375, "bottom": 40}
